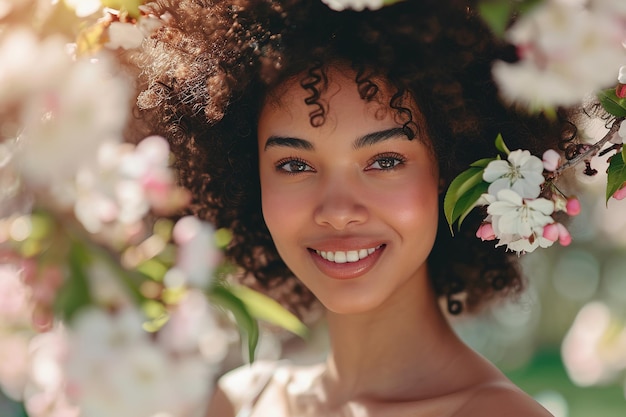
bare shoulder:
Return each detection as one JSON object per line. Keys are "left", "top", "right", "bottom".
{"left": 452, "top": 382, "right": 554, "bottom": 417}
{"left": 205, "top": 360, "right": 279, "bottom": 417}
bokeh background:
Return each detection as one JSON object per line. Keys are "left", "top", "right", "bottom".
{"left": 1, "top": 1, "right": 626, "bottom": 416}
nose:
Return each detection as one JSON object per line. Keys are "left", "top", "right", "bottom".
{"left": 313, "top": 176, "right": 368, "bottom": 230}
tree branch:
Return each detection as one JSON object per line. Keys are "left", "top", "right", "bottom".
{"left": 548, "top": 116, "right": 624, "bottom": 179}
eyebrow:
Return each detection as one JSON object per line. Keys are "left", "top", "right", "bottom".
{"left": 352, "top": 127, "right": 407, "bottom": 149}
{"left": 263, "top": 127, "right": 408, "bottom": 151}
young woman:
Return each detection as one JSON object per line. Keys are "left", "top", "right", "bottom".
{"left": 130, "top": 0, "right": 562, "bottom": 415}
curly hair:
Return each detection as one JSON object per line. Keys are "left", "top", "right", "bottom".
{"left": 128, "top": 0, "right": 565, "bottom": 317}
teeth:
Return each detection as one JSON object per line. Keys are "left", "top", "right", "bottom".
{"left": 315, "top": 246, "right": 381, "bottom": 264}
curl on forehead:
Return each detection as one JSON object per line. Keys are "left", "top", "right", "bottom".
{"left": 261, "top": 62, "right": 434, "bottom": 150}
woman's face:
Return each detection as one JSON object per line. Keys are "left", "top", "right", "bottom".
{"left": 257, "top": 66, "right": 440, "bottom": 315}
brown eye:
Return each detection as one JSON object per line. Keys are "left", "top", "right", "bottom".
{"left": 276, "top": 158, "right": 314, "bottom": 174}
{"left": 366, "top": 153, "right": 406, "bottom": 171}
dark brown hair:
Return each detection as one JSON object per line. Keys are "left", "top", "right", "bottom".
{"left": 128, "top": 0, "right": 565, "bottom": 316}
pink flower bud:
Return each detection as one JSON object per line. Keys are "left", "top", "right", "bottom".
{"left": 542, "top": 149, "right": 560, "bottom": 172}
{"left": 542, "top": 223, "right": 559, "bottom": 242}
{"left": 557, "top": 223, "right": 572, "bottom": 246}
{"left": 613, "top": 184, "right": 626, "bottom": 200}
{"left": 565, "top": 197, "right": 581, "bottom": 216}
{"left": 616, "top": 84, "right": 626, "bottom": 99}
{"left": 476, "top": 223, "right": 496, "bottom": 241}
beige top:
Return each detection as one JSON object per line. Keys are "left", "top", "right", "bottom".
{"left": 215, "top": 360, "right": 554, "bottom": 417}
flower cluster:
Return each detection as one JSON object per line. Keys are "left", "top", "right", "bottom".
{"left": 0, "top": 2, "right": 305, "bottom": 416}
{"left": 444, "top": 0, "right": 626, "bottom": 254}
{"left": 491, "top": 0, "right": 626, "bottom": 112}
{"left": 445, "top": 135, "right": 582, "bottom": 254}
{"left": 477, "top": 147, "right": 578, "bottom": 253}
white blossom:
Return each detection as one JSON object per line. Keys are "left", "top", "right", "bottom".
{"left": 106, "top": 22, "right": 145, "bottom": 50}
{"left": 562, "top": 302, "right": 626, "bottom": 386}
{"left": 64, "top": 0, "right": 101, "bottom": 17}
{"left": 74, "top": 136, "right": 185, "bottom": 235}
{"left": 591, "top": 0, "right": 626, "bottom": 16}
{"left": 170, "top": 216, "right": 220, "bottom": 289}
{"left": 24, "top": 328, "right": 79, "bottom": 417}
{"left": 485, "top": 189, "right": 556, "bottom": 253}
{"left": 0, "top": 332, "right": 31, "bottom": 400}
{"left": 0, "top": 30, "right": 69, "bottom": 105}
{"left": 15, "top": 52, "right": 130, "bottom": 187}
{"left": 64, "top": 306, "right": 218, "bottom": 417}
{"left": 483, "top": 149, "right": 545, "bottom": 198}
{"left": 321, "top": 0, "right": 384, "bottom": 11}
{"left": 619, "top": 66, "right": 626, "bottom": 84}
{"left": 488, "top": 189, "right": 554, "bottom": 236}
{"left": 492, "top": 0, "right": 626, "bottom": 109}
{"left": 158, "top": 290, "right": 230, "bottom": 362}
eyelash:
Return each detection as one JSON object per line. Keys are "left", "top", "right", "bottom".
{"left": 274, "top": 152, "right": 407, "bottom": 175}
{"left": 365, "top": 152, "right": 407, "bottom": 171}
{"left": 275, "top": 157, "right": 314, "bottom": 175}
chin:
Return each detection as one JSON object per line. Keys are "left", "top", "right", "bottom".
{"left": 316, "top": 291, "right": 388, "bottom": 316}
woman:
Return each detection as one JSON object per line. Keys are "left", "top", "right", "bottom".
{"left": 131, "top": 0, "right": 561, "bottom": 415}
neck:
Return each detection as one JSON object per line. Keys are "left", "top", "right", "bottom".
{"left": 321, "top": 271, "right": 467, "bottom": 403}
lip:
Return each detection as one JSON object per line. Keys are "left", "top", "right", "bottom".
{"left": 307, "top": 244, "right": 386, "bottom": 280}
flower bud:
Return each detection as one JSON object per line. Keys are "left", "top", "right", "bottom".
{"left": 542, "top": 223, "right": 559, "bottom": 242}
{"left": 476, "top": 223, "right": 496, "bottom": 241}
{"left": 565, "top": 197, "right": 581, "bottom": 216}
{"left": 556, "top": 223, "right": 572, "bottom": 246}
{"left": 613, "top": 184, "right": 626, "bottom": 200}
{"left": 542, "top": 149, "right": 560, "bottom": 172}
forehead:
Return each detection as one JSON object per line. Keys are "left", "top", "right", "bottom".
{"left": 259, "top": 65, "right": 430, "bottom": 145}
{"left": 263, "top": 65, "right": 395, "bottom": 114}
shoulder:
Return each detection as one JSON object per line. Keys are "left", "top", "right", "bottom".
{"left": 451, "top": 382, "right": 554, "bottom": 417}
{"left": 205, "top": 360, "right": 281, "bottom": 417}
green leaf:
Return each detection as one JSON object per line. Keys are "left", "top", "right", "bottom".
{"left": 214, "top": 228, "right": 233, "bottom": 249}
{"left": 209, "top": 285, "right": 259, "bottom": 363}
{"left": 100, "top": 0, "right": 143, "bottom": 18}
{"left": 229, "top": 285, "right": 308, "bottom": 338}
{"left": 518, "top": 0, "right": 543, "bottom": 14}
{"left": 444, "top": 166, "right": 487, "bottom": 233}
{"left": 471, "top": 157, "right": 496, "bottom": 168}
{"left": 455, "top": 181, "right": 490, "bottom": 229}
{"left": 478, "top": 1, "right": 513, "bottom": 37}
{"left": 494, "top": 133, "right": 511, "bottom": 155}
{"left": 606, "top": 152, "right": 626, "bottom": 203}
{"left": 598, "top": 89, "right": 626, "bottom": 118}
{"left": 53, "top": 242, "right": 93, "bottom": 321}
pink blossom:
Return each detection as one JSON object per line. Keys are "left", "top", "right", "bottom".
{"left": 566, "top": 197, "right": 581, "bottom": 216}
{"left": 476, "top": 223, "right": 496, "bottom": 241}
{"left": 542, "top": 149, "right": 561, "bottom": 172}
{"left": 613, "top": 184, "right": 626, "bottom": 200}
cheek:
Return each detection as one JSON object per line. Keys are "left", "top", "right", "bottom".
{"left": 381, "top": 174, "right": 440, "bottom": 235}
{"left": 260, "top": 176, "right": 306, "bottom": 244}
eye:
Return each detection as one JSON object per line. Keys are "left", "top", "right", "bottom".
{"left": 275, "top": 158, "right": 315, "bottom": 174}
{"left": 366, "top": 153, "right": 406, "bottom": 171}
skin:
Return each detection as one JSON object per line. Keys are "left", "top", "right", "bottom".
{"left": 206, "top": 66, "right": 553, "bottom": 417}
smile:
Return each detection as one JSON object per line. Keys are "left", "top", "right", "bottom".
{"left": 314, "top": 245, "right": 383, "bottom": 264}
